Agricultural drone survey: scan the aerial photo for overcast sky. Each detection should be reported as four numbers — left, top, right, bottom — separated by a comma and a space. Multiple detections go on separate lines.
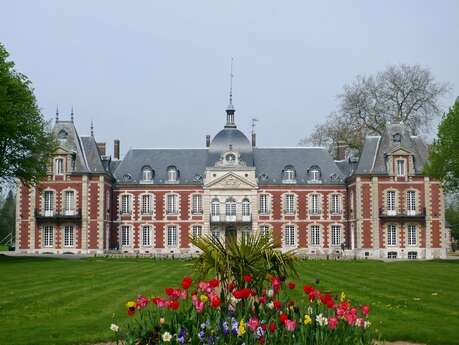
1, 0, 458, 157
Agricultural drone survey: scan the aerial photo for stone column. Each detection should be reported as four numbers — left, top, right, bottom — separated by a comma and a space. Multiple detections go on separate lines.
29, 187, 36, 251
371, 176, 380, 252
424, 177, 431, 257
98, 176, 105, 252
81, 175, 89, 252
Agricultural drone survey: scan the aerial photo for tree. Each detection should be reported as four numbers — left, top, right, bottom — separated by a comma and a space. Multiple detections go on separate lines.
300, 64, 450, 152
424, 98, 459, 192
0, 190, 15, 243
0, 42, 56, 186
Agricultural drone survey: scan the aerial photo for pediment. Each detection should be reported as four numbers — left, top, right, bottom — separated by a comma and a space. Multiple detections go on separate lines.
389, 146, 413, 156
205, 172, 258, 189
55, 146, 72, 155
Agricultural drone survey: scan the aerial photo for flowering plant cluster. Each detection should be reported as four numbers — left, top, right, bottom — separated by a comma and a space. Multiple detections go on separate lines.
113, 273, 374, 345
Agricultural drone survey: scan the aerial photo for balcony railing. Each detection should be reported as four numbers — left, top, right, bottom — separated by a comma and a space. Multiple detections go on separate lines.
379, 208, 426, 220
210, 214, 252, 223
35, 208, 82, 223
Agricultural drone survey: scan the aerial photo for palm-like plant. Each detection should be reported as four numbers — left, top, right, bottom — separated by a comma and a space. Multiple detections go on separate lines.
189, 233, 298, 294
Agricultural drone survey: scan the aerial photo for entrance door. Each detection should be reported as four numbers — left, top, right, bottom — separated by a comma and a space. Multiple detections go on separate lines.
225, 226, 237, 244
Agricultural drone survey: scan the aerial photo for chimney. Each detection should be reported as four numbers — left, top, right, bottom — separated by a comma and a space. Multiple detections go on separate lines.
252, 132, 256, 147
97, 142, 106, 156
114, 139, 120, 160
335, 141, 347, 160
206, 135, 211, 147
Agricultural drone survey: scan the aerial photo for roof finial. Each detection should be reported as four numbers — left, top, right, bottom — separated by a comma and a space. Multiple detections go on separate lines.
71, 106, 74, 122
90, 120, 94, 137
229, 57, 234, 106
55, 105, 59, 122
225, 58, 236, 128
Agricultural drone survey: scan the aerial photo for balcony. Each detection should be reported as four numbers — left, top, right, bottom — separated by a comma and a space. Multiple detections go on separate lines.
210, 214, 252, 224
35, 208, 82, 223
379, 208, 426, 221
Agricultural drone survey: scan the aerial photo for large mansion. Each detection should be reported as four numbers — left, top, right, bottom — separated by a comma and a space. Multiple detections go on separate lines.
15, 100, 448, 259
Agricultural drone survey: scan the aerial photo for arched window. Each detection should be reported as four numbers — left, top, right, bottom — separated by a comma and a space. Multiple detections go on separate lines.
242, 198, 251, 216
392, 133, 401, 144
309, 165, 321, 182
282, 165, 296, 182
225, 198, 236, 216
211, 198, 220, 216
142, 166, 153, 181
167, 166, 178, 182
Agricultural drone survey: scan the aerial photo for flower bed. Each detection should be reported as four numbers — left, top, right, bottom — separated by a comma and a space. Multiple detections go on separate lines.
112, 275, 374, 345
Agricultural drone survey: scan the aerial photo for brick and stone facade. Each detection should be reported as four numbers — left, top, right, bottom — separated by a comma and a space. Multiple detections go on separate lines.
15, 105, 448, 259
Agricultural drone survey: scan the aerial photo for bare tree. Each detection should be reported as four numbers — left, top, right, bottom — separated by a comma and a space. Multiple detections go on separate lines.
300, 64, 450, 152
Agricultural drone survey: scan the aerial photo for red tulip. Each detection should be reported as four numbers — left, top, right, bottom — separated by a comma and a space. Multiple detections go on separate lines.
303, 285, 314, 294
209, 278, 219, 288
362, 305, 370, 315
243, 274, 253, 282
273, 300, 282, 310
269, 322, 277, 333
181, 276, 192, 289
211, 296, 221, 308
279, 313, 288, 323
168, 300, 180, 310
165, 287, 174, 296
287, 282, 296, 289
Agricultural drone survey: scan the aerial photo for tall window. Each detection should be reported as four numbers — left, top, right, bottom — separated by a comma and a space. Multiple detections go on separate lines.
141, 194, 153, 215
121, 195, 131, 214
167, 225, 177, 247
121, 225, 130, 246
225, 198, 236, 216
387, 191, 396, 213
408, 224, 417, 246
283, 166, 296, 182
211, 227, 220, 241
310, 225, 320, 246
142, 225, 152, 246
309, 194, 319, 214
43, 226, 54, 247
259, 194, 269, 214
191, 194, 202, 214
44, 191, 54, 215
64, 225, 74, 247
330, 194, 341, 214
192, 225, 202, 239
242, 198, 250, 216
284, 225, 295, 246
142, 167, 153, 181
331, 225, 341, 246
55, 158, 64, 175
166, 194, 178, 214
285, 194, 295, 214
211, 199, 220, 216
64, 191, 75, 215
407, 191, 416, 213
387, 224, 397, 246
397, 160, 405, 176
309, 166, 321, 182
241, 230, 251, 244
260, 225, 270, 237
167, 166, 178, 182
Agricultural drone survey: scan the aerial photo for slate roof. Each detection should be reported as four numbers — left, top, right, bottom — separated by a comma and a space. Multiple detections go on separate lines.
81, 136, 106, 173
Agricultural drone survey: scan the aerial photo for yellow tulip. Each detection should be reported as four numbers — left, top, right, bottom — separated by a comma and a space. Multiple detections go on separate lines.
200, 295, 208, 302
126, 301, 136, 309
304, 314, 312, 325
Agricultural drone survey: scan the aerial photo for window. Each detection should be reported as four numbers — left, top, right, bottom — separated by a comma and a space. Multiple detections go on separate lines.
225, 198, 236, 216
64, 191, 75, 215
387, 224, 397, 246
397, 160, 405, 176
241, 230, 251, 244
167, 225, 177, 247
121, 226, 130, 246
191, 225, 202, 239
64, 225, 74, 247
387, 251, 398, 259
309, 194, 320, 214
285, 194, 295, 214
284, 225, 295, 246
331, 225, 341, 246
408, 224, 417, 246
408, 251, 417, 260
141, 194, 153, 215
167, 166, 178, 182
407, 191, 416, 214
259, 194, 269, 214
310, 225, 320, 246
142, 225, 152, 246
191, 194, 202, 214
121, 195, 131, 214
387, 191, 396, 213
211, 227, 220, 241
225, 153, 236, 163
211, 199, 220, 216
58, 129, 68, 142
43, 226, 54, 247
166, 194, 178, 214
330, 194, 341, 214
44, 191, 54, 215
283, 166, 296, 182
242, 198, 250, 216
392, 133, 401, 144
142, 167, 153, 181
260, 225, 270, 237
55, 158, 64, 175
309, 166, 321, 182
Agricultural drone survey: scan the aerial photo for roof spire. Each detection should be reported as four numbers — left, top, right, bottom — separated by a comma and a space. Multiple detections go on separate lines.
90, 120, 94, 137
70, 106, 74, 122
225, 57, 236, 128
55, 105, 59, 122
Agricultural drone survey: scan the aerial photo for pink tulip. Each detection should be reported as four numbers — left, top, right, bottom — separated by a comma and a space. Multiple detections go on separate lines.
361, 305, 370, 316
248, 317, 259, 331
284, 319, 297, 331
328, 316, 338, 329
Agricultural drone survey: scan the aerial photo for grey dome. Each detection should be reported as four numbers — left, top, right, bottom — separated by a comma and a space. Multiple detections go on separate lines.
209, 128, 252, 153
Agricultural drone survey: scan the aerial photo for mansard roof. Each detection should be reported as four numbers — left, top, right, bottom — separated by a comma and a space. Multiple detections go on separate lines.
356, 123, 429, 175
80, 136, 106, 173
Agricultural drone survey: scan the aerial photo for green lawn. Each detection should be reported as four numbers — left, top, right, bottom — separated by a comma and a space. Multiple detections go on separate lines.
0, 256, 458, 345
0, 245, 9, 251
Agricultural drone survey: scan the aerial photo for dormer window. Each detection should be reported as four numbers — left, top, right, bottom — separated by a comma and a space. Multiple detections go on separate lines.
225, 153, 236, 163
393, 133, 401, 144
396, 159, 405, 176
282, 165, 296, 183
122, 174, 132, 182
308, 166, 321, 182
167, 166, 178, 182
142, 166, 153, 182
55, 158, 64, 175
58, 130, 68, 145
